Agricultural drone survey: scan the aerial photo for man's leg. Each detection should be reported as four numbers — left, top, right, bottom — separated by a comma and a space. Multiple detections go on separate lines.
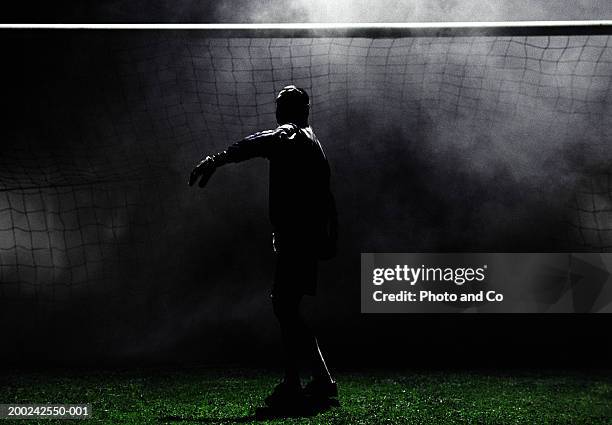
309, 336, 334, 384
270, 251, 336, 403
272, 292, 303, 387
272, 292, 335, 395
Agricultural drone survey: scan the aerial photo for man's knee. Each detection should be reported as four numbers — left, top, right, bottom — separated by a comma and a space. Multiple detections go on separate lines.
271, 293, 301, 322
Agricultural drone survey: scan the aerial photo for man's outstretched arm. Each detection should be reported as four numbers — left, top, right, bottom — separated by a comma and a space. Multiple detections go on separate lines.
188, 125, 296, 188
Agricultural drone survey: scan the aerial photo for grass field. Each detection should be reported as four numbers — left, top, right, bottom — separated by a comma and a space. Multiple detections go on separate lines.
1, 368, 611, 424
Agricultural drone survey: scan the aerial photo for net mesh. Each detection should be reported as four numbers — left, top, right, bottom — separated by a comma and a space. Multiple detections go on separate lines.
1, 32, 612, 305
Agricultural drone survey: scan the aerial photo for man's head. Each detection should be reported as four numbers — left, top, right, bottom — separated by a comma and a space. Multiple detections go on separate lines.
275, 85, 309, 127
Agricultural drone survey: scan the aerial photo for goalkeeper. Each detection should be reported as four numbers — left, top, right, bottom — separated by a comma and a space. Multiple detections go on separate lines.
188, 86, 338, 407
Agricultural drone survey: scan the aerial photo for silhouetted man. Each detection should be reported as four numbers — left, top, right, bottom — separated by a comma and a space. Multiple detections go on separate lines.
188, 85, 338, 409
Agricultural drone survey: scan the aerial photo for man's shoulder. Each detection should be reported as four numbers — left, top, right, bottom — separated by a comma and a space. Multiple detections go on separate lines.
301, 126, 317, 140
274, 124, 319, 143
275, 123, 300, 138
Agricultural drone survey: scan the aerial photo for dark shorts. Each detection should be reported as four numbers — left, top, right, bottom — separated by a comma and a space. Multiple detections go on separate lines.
273, 252, 318, 297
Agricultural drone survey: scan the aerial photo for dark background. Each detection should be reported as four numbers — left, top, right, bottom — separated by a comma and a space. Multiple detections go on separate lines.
1, 3, 612, 369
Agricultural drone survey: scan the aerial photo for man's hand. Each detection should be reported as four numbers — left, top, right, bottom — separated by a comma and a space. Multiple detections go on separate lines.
188, 156, 217, 187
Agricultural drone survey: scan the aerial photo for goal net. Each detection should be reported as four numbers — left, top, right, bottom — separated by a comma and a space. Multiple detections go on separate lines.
1, 25, 611, 343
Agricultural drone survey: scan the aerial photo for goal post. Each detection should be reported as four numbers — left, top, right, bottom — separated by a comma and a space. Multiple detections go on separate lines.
2, 21, 612, 36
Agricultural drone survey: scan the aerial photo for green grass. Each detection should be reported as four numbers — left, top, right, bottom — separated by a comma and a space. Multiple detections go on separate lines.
1, 368, 611, 424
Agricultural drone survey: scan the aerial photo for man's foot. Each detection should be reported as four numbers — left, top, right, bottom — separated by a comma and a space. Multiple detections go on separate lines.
303, 378, 338, 399
264, 381, 304, 408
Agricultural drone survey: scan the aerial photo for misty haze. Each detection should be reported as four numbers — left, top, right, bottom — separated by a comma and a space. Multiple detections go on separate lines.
1, 29, 611, 364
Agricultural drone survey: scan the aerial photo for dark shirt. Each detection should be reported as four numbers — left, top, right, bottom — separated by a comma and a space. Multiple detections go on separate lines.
223, 124, 336, 255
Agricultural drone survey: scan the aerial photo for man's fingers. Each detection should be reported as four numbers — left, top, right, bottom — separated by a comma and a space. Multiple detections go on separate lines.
188, 168, 200, 186
198, 170, 211, 187
188, 157, 216, 188
198, 166, 216, 188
